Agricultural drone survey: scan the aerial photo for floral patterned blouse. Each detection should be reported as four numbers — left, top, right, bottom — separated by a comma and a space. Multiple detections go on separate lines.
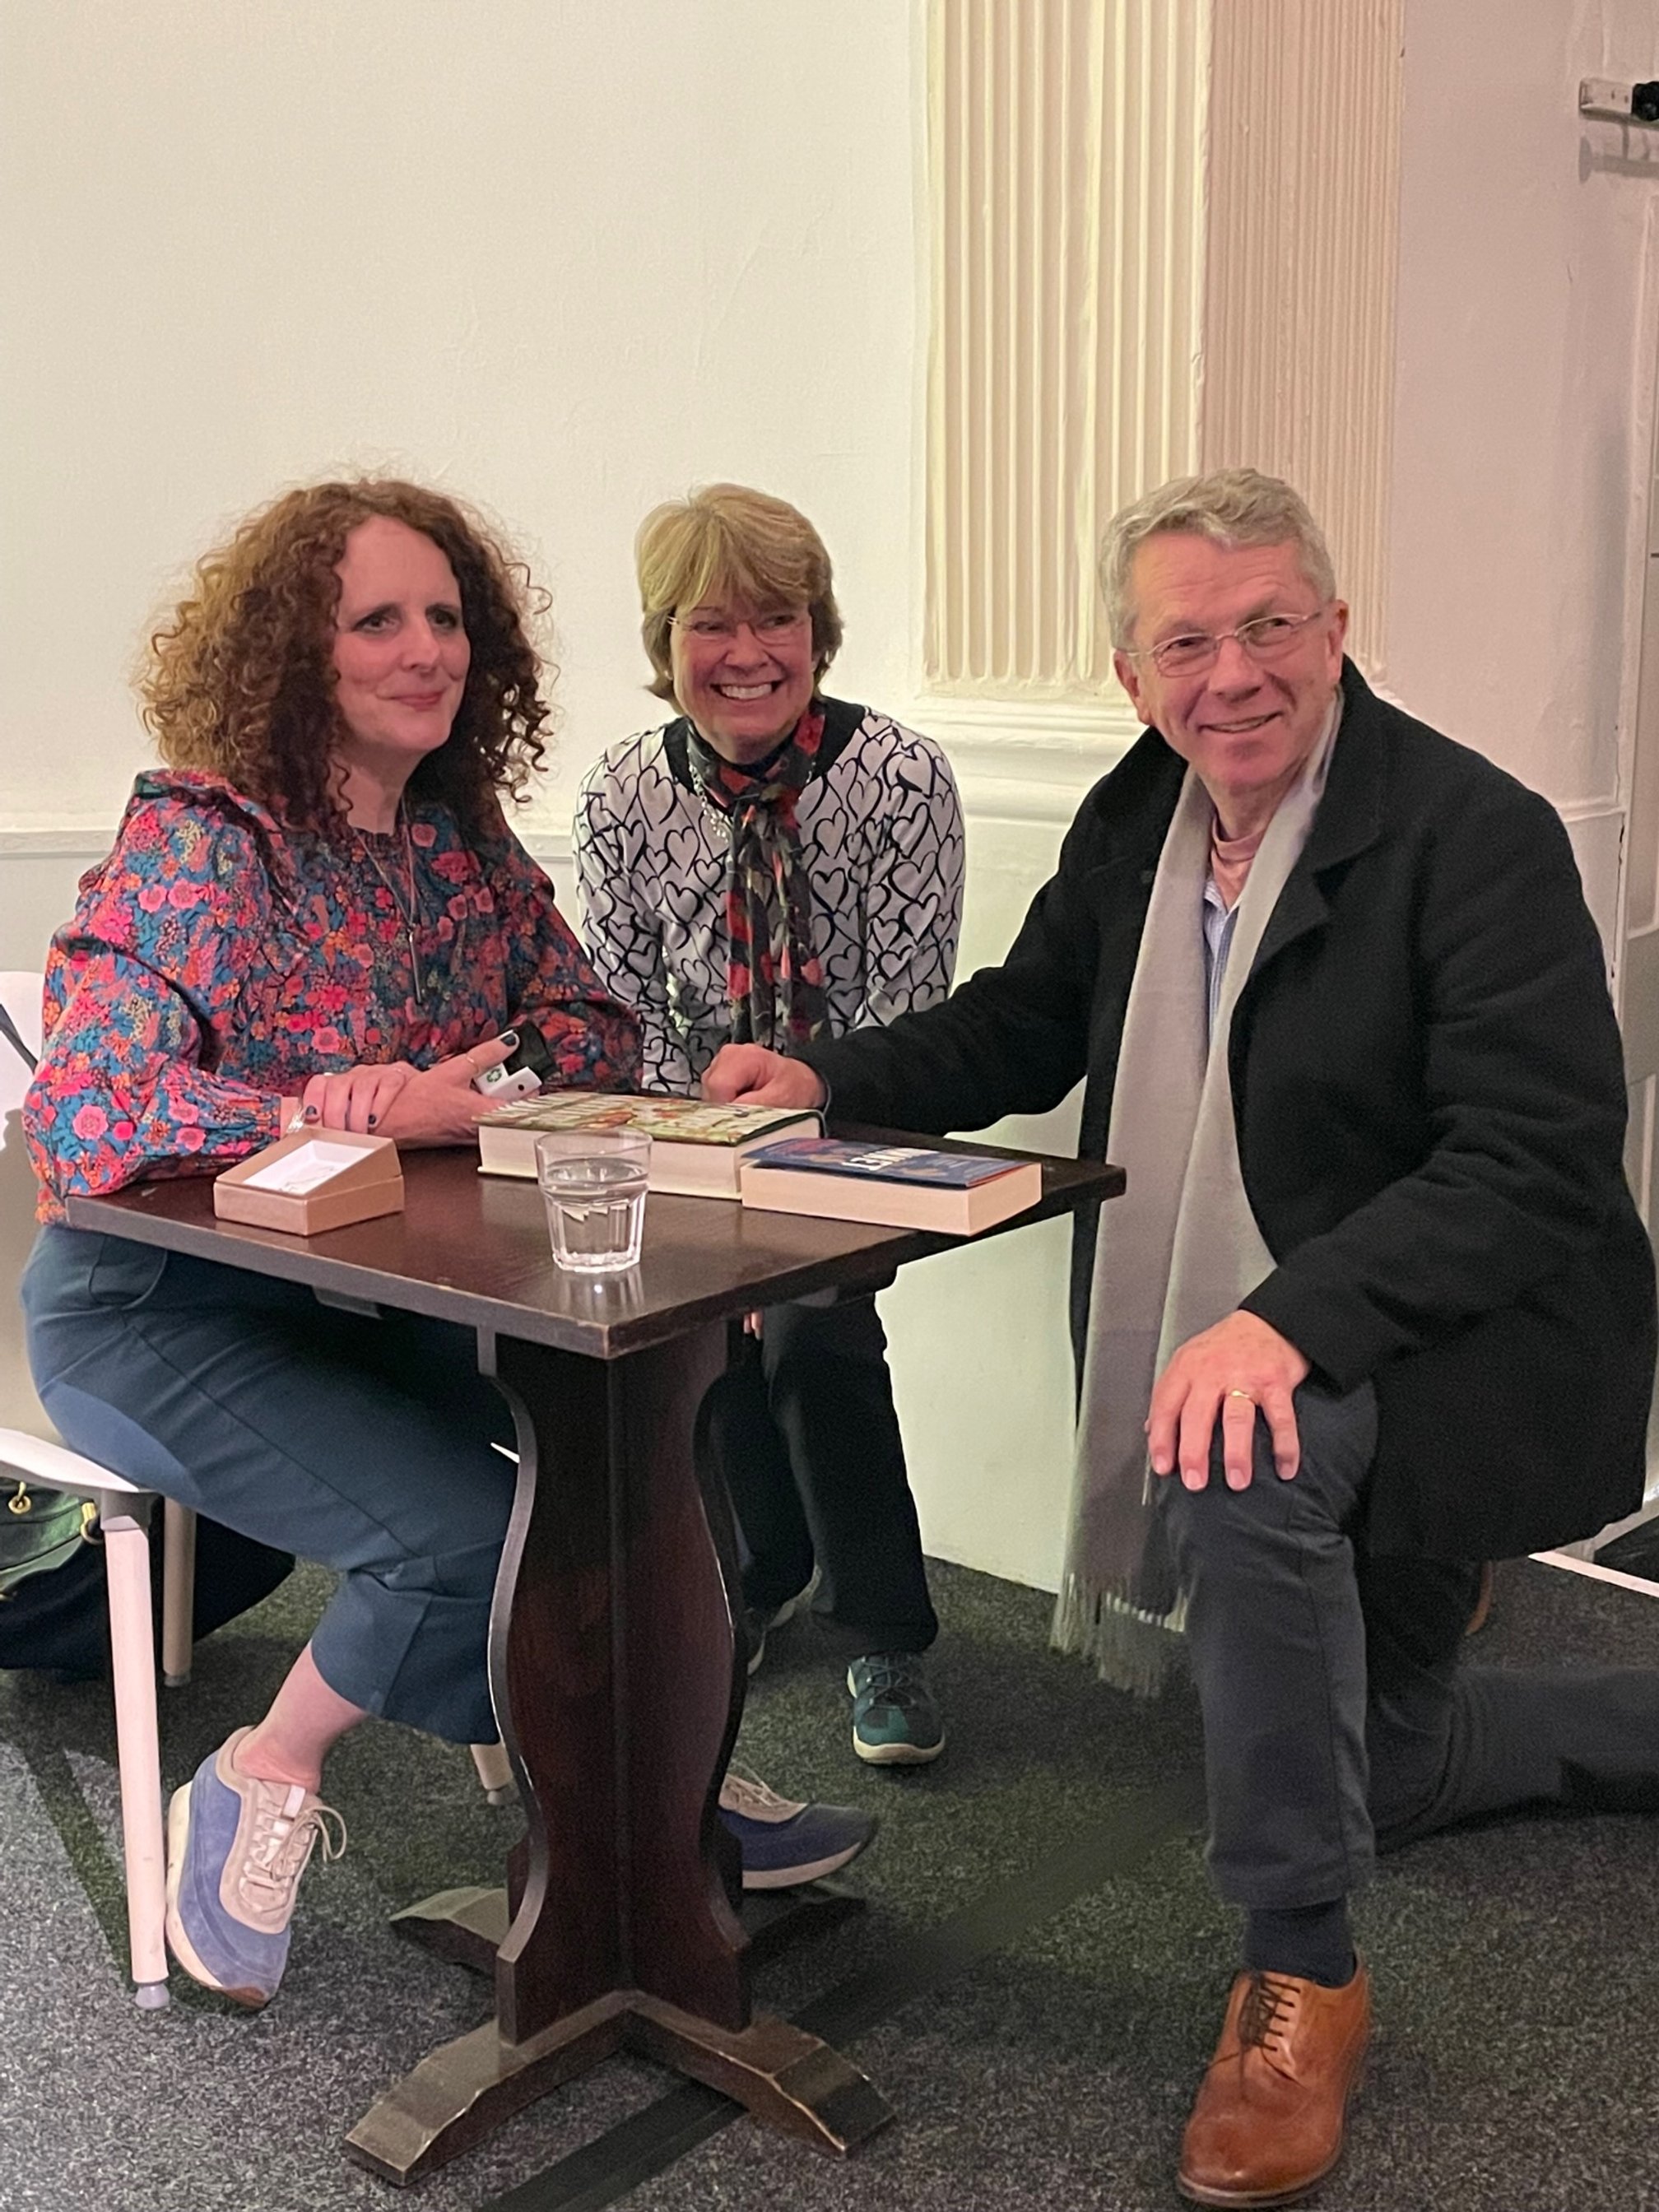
26, 769, 640, 1221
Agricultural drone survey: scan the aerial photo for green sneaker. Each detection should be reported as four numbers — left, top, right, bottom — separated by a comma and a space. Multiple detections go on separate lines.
847, 1652, 946, 1766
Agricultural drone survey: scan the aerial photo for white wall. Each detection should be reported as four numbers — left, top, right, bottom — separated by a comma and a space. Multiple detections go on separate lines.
879, 796, 1096, 1594
0, 0, 923, 847
1386, 0, 1659, 950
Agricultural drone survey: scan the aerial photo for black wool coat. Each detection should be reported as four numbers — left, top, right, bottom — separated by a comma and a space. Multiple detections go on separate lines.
801, 662, 1657, 1560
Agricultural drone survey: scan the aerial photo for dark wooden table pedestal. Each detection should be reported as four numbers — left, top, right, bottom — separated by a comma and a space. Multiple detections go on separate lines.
360, 1879, 871, 2179
342, 1324, 890, 2182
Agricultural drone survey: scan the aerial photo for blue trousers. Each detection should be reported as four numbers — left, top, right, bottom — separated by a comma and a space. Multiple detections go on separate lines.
1162, 1382, 1659, 1908
21, 1226, 515, 1743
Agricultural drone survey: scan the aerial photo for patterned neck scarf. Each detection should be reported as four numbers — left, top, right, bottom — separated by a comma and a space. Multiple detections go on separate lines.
686, 706, 830, 1049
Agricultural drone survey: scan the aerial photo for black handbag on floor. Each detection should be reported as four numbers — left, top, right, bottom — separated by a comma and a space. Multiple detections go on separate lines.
0, 1508, 295, 1679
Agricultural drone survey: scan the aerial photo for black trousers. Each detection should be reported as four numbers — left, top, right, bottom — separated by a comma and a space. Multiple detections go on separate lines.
702, 1293, 938, 1654
1160, 1381, 1659, 1909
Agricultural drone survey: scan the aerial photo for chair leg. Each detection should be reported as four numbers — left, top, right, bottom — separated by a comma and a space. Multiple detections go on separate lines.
470, 1740, 516, 1806
103, 1513, 170, 2008
160, 1499, 197, 1687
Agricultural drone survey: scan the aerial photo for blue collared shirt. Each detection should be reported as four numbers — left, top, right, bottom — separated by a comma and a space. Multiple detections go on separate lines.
1201, 876, 1239, 1045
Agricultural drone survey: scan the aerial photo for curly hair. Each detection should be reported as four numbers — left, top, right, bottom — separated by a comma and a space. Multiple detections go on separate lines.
140, 480, 552, 834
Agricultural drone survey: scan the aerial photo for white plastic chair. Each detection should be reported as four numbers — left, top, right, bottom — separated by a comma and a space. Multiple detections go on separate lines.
0, 970, 195, 2010
0, 972, 516, 1996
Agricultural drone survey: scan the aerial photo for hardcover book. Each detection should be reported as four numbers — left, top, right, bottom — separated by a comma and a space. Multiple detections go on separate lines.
737, 1137, 1043, 1234
476, 1091, 821, 1198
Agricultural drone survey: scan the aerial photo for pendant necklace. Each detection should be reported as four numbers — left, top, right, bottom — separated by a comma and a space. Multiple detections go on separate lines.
357, 806, 426, 1007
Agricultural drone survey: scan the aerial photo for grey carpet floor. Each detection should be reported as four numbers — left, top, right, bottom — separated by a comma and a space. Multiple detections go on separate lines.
1, 1554, 1656, 2212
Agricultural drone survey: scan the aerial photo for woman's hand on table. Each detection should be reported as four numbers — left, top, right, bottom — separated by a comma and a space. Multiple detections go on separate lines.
299, 1038, 514, 1146
298, 1062, 418, 1136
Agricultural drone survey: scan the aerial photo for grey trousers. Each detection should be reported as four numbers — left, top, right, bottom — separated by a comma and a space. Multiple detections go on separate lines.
1160, 1381, 1659, 1908
22, 1227, 516, 1744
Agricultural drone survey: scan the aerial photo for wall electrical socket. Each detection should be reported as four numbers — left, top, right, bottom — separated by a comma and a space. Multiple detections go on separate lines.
1579, 77, 1659, 126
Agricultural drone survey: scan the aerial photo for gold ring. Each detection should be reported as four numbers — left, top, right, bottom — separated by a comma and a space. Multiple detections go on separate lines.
1225, 1388, 1256, 1403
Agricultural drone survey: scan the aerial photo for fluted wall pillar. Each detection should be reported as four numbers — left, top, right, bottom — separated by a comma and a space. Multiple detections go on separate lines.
926, 0, 1210, 696
924, 0, 1403, 705
1201, 0, 1404, 668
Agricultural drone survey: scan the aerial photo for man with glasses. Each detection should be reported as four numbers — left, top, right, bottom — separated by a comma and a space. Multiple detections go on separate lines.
575, 482, 964, 1769
704, 468, 1659, 2206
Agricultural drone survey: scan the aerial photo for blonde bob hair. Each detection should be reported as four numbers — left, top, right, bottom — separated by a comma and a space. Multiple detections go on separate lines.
635, 483, 843, 704
1099, 467, 1338, 648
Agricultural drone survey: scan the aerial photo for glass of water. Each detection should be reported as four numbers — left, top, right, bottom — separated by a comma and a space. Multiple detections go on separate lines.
534, 1132, 651, 1274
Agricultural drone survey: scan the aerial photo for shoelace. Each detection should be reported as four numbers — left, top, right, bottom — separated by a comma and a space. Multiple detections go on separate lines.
1236, 1971, 1300, 2055
238, 1785, 347, 1912
718, 1764, 802, 1821
855, 1656, 925, 1709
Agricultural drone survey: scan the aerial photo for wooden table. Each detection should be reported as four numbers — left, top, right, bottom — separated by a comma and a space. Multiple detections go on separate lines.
68, 1137, 1122, 2184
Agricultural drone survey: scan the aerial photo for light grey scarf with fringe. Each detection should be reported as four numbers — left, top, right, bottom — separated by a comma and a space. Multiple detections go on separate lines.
1052, 706, 1337, 1694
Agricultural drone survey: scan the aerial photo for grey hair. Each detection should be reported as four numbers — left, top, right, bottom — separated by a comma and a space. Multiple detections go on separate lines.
1099, 468, 1337, 647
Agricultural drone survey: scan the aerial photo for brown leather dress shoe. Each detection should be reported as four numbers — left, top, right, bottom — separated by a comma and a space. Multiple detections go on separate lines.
1176, 1963, 1371, 2207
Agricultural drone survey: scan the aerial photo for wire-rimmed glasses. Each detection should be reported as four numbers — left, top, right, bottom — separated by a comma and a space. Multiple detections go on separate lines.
1124, 606, 1329, 679
668, 608, 808, 645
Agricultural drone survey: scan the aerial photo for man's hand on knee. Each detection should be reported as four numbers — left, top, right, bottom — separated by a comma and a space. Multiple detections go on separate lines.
1146, 1311, 1310, 1490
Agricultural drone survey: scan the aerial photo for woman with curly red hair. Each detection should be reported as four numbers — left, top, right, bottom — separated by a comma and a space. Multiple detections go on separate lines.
20, 480, 871, 2009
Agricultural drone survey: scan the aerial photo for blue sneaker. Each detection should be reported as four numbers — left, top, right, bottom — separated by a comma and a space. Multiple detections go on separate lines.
164, 1728, 346, 2007
847, 1653, 946, 1766
717, 1768, 876, 1889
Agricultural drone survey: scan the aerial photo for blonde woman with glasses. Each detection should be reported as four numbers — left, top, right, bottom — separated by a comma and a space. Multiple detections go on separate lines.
574, 484, 964, 1766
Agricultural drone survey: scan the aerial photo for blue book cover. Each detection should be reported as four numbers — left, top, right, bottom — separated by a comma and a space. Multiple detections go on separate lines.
742, 1138, 1023, 1188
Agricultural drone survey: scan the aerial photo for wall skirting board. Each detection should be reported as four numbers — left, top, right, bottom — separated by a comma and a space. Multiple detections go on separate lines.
0, 830, 114, 856
921, 695, 1136, 828
0, 830, 580, 970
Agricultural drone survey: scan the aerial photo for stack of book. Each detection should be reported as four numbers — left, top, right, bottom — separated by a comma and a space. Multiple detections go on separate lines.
476, 1091, 820, 1197
480, 1094, 1047, 1234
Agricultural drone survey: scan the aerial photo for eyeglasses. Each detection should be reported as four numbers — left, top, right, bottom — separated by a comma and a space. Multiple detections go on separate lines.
1125, 606, 1329, 678
669, 609, 808, 645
